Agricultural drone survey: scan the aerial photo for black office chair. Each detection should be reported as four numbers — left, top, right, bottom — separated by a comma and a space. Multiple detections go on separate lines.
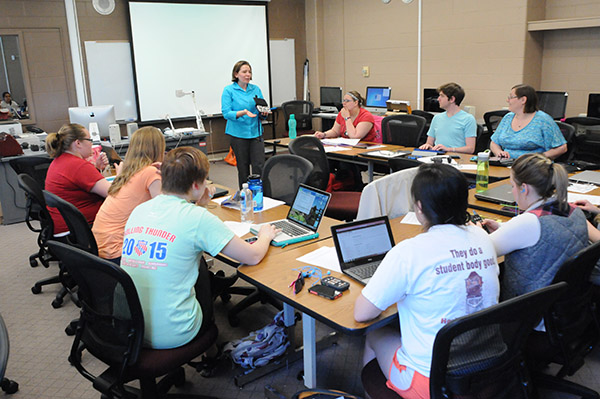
526, 241, 600, 399
48, 241, 220, 399
474, 123, 487, 154
281, 100, 315, 135
361, 283, 568, 399
388, 157, 421, 173
565, 117, 600, 163
288, 136, 362, 221
411, 110, 434, 146
483, 110, 509, 135
262, 154, 314, 206
380, 114, 427, 147
555, 121, 576, 163
8, 155, 52, 190
16, 173, 55, 268
0, 313, 18, 394
43, 190, 98, 309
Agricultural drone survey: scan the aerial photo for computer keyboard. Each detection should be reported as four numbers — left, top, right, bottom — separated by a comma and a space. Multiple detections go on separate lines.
271, 220, 307, 237
353, 261, 380, 279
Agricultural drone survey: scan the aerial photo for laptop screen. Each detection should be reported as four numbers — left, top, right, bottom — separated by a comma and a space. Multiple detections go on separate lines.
334, 217, 394, 264
287, 185, 331, 231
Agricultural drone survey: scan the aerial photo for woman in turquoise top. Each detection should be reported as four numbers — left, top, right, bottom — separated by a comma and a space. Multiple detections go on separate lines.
221, 60, 267, 188
490, 84, 567, 160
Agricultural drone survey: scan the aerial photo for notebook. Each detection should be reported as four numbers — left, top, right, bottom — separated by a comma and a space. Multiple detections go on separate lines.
331, 216, 395, 285
250, 184, 331, 247
569, 171, 600, 186
474, 184, 517, 205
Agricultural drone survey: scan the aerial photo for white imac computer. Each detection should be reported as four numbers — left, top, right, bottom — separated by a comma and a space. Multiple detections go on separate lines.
365, 86, 391, 114
68, 105, 116, 141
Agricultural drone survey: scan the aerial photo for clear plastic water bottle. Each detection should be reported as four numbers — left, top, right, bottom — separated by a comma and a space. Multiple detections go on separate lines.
288, 114, 297, 139
476, 151, 489, 193
247, 174, 263, 212
240, 183, 254, 224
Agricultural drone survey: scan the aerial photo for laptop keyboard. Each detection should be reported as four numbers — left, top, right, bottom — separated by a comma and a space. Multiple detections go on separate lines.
352, 261, 380, 279
271, 220, 307, 237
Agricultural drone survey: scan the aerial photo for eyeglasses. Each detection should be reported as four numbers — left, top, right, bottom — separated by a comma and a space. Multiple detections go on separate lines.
80, 138, 93, 142
341, 99, 353, 103
507, 95, 519, 100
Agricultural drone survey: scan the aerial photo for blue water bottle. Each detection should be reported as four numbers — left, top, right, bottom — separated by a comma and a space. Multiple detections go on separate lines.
248, 174, 263, 211
288, 114, 297, 139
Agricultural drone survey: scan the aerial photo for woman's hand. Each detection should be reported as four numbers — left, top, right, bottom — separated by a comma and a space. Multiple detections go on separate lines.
482, 219, 501, 233
419, 143, 433, 150
258, 224, 281, 241
496, 150, 510, 158
197, 184, 216, 206
245, 109, 257, 118
114, 161, 123, 176
433, 144, 449, 152
573, 199, 600, 215
314, 131, 325, 139
95, 152, 109, 171
340, 108, 350, 120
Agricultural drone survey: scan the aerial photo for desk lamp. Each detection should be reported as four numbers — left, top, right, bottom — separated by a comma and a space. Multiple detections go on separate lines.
175, 89, 205, 132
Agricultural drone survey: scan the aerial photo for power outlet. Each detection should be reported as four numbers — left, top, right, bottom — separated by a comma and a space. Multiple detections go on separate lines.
362, 66, 370, 77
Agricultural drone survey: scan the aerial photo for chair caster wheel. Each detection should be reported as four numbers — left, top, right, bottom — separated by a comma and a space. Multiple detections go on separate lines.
31, 286, 41, 294
1, 378, 19, 394
29, 256, 38, 267
52, 298, 63, 308
65, 325, 76, 336
228, 315, 240, 327
296, 370, 304, 381
220, 293, 231, 303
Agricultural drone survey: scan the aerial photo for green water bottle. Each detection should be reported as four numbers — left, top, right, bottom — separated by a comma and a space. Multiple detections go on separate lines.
288, 114, 297, 139
476, 151, 489, 193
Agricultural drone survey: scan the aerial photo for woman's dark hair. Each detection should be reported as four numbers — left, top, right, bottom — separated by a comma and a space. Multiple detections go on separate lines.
2, 92, 9, 98
347, 90, 365, 107
512, 84, 538, 114
437, 82, 465, 106
411, 163, 469, 228
45, 123, 87, 158
511, 153, 568, 211
231, 60, 251, 82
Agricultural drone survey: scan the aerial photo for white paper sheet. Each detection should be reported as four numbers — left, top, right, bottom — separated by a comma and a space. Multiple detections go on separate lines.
568, 183, 597, 194
456, 164, 478, 170
323, 146, 352, 153
401, 212, 422, 225
321, 137, 360, 147
296, 246, 342, 272
212, 196, 285, 212
567, 193, 600, 206
223, 221, 252, 237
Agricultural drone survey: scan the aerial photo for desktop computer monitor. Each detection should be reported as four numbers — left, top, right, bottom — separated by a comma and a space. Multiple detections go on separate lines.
365, 86, 391, 112
320, 86, 342, 111
69, 105, 116, 139
587, 93, 600, 118
423, 88, 443, 113
536, 91, 568, 120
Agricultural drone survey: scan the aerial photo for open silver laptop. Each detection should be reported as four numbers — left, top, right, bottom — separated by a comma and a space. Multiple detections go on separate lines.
250, 184, 331, 247
331, 216, 395, 285
569, 171, 600, 186
474, 184, 517, 205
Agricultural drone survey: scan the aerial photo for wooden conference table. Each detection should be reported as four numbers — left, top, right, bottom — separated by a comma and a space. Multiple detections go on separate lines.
266, 137, 511, 183
228, 203, 509, 389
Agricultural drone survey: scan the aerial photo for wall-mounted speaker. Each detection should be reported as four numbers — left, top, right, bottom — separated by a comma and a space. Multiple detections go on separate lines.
92, 0, 115, 16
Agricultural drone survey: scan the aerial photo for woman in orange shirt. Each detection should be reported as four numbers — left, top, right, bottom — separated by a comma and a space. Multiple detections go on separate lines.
92, 127, 165, 264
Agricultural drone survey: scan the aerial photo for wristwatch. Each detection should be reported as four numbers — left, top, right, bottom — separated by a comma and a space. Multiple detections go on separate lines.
344, 116, 351, 121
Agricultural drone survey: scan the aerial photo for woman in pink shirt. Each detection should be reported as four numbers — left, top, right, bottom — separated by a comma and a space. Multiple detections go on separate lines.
92, 127, 165, 264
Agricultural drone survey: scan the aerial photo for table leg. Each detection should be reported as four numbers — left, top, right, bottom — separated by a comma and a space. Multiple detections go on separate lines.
302, 313, 317, 388
368, 161, 374, 183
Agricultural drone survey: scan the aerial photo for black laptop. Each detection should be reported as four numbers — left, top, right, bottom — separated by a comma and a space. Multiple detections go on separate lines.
474, 184, 517, 205
331, 216, 395, 285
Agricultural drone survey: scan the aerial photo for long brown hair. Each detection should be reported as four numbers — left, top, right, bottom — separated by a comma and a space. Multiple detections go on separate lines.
45, 123, 87, 158
108, 127, 165, 196
511, 153, 568, 208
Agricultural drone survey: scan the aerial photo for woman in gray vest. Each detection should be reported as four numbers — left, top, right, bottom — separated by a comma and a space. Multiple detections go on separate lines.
482, 153, 594, 300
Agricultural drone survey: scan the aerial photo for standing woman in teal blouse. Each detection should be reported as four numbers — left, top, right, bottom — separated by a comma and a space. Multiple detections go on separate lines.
490, 84, 567, 160
221, 60, 267, 188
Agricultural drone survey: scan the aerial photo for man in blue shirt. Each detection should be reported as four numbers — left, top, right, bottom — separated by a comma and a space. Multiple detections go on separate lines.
419, 82, 477, 154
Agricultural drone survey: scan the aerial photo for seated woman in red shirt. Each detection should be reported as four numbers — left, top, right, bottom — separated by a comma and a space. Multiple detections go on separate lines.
45, 123, 110, 235
314, 91, 380, 143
